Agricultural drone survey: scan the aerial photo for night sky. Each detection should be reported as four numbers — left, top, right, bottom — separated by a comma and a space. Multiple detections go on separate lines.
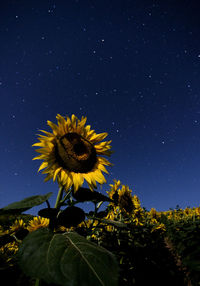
1, 0, 200, 214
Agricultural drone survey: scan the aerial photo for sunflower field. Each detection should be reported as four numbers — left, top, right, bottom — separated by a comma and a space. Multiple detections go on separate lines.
1, 114, 200, 286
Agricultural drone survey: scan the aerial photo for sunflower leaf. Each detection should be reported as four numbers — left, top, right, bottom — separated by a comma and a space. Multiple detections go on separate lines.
0, 192, 53, 215
72, 187, 113, 203
88, 217, 128, 229
17, 228, 119, 286
100, 218, 128, 228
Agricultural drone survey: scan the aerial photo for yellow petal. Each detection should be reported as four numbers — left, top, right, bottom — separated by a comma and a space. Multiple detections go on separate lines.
90, 132, 108, 143
87, 173, 97, 188
79, 116, 87, 127
71, 114, 77, 130
37, 134, 54, 141
83, 173, 93, 187
64, 174, 73, 191
72, 173, 84, 191
35, 148, 49, 155
76, 116, 87, 134
32, 154, 46, 160
85, 125, 91, 132
98, 156, 112, 166
53, 167, 62, 181
60, 170, 67, 184
32, 142, 45, 147
56, 114, 67, 135
38, 162, 48, 172
39, 130, 53, 137
98, 163, 109, 174
93, 169, 106, 184
47, 120, 58, 135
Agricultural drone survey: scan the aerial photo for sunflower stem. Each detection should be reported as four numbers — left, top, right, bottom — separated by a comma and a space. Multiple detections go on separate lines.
59, 188, 72, 205
46, 199, 51, 209
97, 201, 104, 210
54, 185, 64, 209
35, 278, 40, 286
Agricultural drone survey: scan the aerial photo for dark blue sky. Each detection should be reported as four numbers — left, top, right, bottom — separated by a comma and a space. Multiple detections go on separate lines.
1, 0, 200, 213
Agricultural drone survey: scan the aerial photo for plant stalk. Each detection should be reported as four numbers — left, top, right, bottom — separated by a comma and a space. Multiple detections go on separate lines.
35, 278, 40, 286
54, 185, 64, 209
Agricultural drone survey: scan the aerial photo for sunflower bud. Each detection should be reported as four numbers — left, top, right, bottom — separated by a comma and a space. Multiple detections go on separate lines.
57, 206, 85, 227
38, 208, 59, 230
38, 208, 59, 219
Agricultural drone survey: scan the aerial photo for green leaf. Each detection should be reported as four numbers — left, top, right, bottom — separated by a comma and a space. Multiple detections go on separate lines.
18, 228, 119, 286
92, 217, 128, 229
101, 219, 128, 228
0, 192, 52, 214
17, 228, 54, 284
72, 187, 113, 203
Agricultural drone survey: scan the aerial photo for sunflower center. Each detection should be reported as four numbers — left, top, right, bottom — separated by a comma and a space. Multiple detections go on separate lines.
119, 192, 134, 213
55, 132, 97, 173
73, 141, 87, 156
112, 191, 119, 202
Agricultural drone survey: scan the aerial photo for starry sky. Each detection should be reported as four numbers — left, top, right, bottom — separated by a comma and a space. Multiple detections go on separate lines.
1, 0, 200, 214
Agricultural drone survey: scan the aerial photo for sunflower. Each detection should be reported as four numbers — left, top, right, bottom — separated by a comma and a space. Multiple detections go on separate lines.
33, 114, 112, 192
0, 240, 19, 267
118, 185, 136, 214
0, 241, 19, 255
107, 180, 142, 215
9, 219, 26, 233
107, 179, 121, 205
27, 216, 49, 232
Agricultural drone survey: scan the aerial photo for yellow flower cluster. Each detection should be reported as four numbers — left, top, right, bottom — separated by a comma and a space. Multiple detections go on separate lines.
144, 208, 165, 233
162, 207, 200, 222
144, 205, 200, 233
0, 216, 50, 263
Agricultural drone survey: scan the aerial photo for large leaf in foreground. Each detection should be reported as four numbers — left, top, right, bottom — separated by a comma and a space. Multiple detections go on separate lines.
0, 192, 52, 214
18, 228, 118, 286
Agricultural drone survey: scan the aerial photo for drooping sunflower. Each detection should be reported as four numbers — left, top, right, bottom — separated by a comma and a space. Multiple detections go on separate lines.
107, 179, 121, 205
33, 114, 112, 191
107, 180, 142, 215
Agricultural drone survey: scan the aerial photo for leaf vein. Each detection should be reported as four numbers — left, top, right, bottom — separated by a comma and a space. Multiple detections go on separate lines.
65, 235, 105, 286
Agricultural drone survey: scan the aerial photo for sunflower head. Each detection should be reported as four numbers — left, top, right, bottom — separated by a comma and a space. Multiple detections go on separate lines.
33, 114, 112, 192
27, 216, 49, 232
107, 179, 121, 204
0, 241, 19, 255
107, 180, 141, 215
9, 219, 26, 233
149, 208, 158, 219
118, 185, 135, 214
